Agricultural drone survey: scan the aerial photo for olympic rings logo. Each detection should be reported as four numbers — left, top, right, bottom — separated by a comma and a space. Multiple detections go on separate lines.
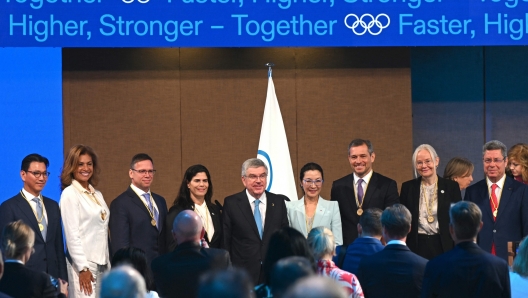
344, 13, 390, 36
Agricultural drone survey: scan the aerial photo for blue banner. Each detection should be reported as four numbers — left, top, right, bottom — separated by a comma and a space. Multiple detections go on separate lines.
1, 0, 527, 47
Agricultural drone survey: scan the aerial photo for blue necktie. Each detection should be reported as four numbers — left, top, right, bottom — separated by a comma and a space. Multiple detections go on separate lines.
143, 193, 159, 229
32, 197, 47, 241
357, 178, 364, 204
254, 199, 263, 239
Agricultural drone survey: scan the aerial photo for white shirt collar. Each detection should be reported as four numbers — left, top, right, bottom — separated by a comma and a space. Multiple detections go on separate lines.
486, 174, 506, 190
386, 240, 406, 246
130, 183, 150, 197
246, 189, 267, 205
354, 169, 373, 185
5, 259, 24, 264
21, 188, 40, 202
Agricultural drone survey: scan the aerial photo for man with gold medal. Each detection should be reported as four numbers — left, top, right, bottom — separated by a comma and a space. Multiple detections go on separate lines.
110, 153, 169, 278
0, 154, 68, 282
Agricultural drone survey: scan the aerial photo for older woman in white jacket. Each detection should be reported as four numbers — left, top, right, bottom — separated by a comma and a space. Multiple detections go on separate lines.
60, 145, 110, 298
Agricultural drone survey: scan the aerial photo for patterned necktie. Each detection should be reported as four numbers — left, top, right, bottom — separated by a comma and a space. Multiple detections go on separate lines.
254, 199, 263, 239
357, 179, 365, 204
143, 193, 159, 229
32, 197, 47, 241
490, 184, 498, 255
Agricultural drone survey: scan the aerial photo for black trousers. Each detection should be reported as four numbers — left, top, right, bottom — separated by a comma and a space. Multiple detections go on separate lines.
416, 234, 444, 260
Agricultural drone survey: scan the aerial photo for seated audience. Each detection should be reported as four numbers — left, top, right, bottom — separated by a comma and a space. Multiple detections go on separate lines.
511, 236, 528, 298
308, 227, 363, 298
111, 247, 158, 298
0, 220, 68, 298
270, 256, 315, 298
508, 143, 528, 185
100, 265, 146, 298
357, 204, 428, 298
256, 227, 315, 298
197, 268, 255, 298
421, 201, 510, 298
334, 208, 384, 274
151, 210, 231, 298
284, 276, 347, 298
443, 157, 474, 190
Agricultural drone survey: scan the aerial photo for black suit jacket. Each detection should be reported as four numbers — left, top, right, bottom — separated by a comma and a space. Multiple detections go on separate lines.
357, 244, 428, 298
331, 172, 400, 245
400, 176, 462, 255
0, 262, 66, 298
464, 177, 528, 261
222, 190, 289, 284
109, 187, 168, 270
421, 241, 511, 298
151, 241, 231, 298
0, 194, 67, 280
165, 202, 222, 251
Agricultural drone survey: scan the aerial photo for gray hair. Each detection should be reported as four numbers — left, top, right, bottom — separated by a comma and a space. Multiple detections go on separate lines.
101, 265, 147, 298
284, 276, 347, 298
348, 139, 374, 156
307, 227, 335, 260
449, 201, 482, 240
241, 158, 268, 177
381, 204, 412, 239
412, 144, 439, 178
483, 140, 507, 158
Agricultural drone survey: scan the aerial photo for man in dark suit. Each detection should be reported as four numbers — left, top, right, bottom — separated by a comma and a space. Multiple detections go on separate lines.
331, 139, 400, 245
357, 204, 428, 298
421, 201, 511, 298
335, 208, 384, 274
110, 153, 169, 272
0, 154, 67, 281
223, 158, 290, 284
464, 140, 528, 261
152, 210, 231, 298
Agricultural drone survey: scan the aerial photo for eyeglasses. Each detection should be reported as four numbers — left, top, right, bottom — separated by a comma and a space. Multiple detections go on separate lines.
416, 160, 433, 167
245, 174, 267, 181
131, 169, 157, 176
303, 179, 323, 186
483, 158, 505, 164
25, 171, 50, 178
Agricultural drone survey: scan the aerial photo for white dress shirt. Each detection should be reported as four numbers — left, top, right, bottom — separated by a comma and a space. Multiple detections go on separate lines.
353, 170, 373, 201
194, 201, 214, 242
21, 188, 48, 223
130, 183, 159, 215
247, 190, 267, 228
487, 174, 506, 204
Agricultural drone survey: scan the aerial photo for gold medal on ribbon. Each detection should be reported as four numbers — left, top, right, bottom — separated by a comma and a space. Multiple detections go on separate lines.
38, 223, 44, 231
357, 208, 363, 216
151, 219, 157, 226
427, 216, 434, 223
101, 211, 106, 221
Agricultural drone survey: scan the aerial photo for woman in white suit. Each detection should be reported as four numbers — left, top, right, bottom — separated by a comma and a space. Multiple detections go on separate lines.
60, 145, 110, 297
287, 162, 343, 245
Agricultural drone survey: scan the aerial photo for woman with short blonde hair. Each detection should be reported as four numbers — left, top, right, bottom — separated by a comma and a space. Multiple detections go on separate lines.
443, 157, 474, 190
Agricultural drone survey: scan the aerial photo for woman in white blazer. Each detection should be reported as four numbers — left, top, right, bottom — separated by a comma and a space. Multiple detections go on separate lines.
60, 145, 110, 298
286, 162, 343, 245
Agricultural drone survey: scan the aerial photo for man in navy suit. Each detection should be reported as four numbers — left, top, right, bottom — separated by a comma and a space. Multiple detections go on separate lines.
464, 140, 528, 261
110, 153, 168, 272
357, 204, 428, 298
336, 208, 384, 274
331, 139, 400, 245
421, 201, 511, 298
223, 158, 289, 284
0, 154, 67, 281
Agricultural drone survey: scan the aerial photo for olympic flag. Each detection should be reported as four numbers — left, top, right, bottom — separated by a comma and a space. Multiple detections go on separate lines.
257, 71, 299, 201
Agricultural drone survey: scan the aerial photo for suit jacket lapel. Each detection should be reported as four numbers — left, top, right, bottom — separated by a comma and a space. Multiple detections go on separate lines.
14, 194, 44, 241
478, 181, 494, 222
42, 198, 55, 242
236, 191, 261, 239
437, 177, 450, 227
412, 177, 421, 229
127, 187, 151, 217
205, 202, 221, 243
312, 197, 326, 229
263, 192, 277, 239
363, 172, 377, 208
496, 177, 514, 221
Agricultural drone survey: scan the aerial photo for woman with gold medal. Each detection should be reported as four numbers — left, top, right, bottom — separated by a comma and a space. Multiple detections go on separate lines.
400, 144, 462, 260
59, 145, 110, 297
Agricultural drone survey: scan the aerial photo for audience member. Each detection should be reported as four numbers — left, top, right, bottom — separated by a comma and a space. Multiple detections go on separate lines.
0, 220, 68, 298
287, 162, 342, 245
151, 210, 231, 298
400, 144, 462, 260
166, 164, 222, 251
0, 250, 9, 298
421, 201, 511, 298
507, 143, 528, 185
465, 140, 528, 261
100, 265, 146, 298
256, 227, 315, 298
111, 247, 158, 298
335, 208, 384, 274
223, 158, 289, 284
308, 227, 363, 298
0, 154, 68, 280
198, 268, 255, 298
283, 276, 347, 298
357, 204, 427, 298
110, 153, 169, 273
331, 139, 399, 245
60, 145, 110, 297
270, 256, 314, 298
443, 157, 474, 190
510, 236, 528, 298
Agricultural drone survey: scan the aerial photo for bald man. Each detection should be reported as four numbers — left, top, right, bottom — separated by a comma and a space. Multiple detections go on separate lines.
100, 265, 146, 298
151, 210, 231, 298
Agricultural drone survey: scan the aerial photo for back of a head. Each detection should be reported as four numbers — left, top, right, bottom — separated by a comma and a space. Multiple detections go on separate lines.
381, 204, 412, 240
359, 208, 383, 237
449, 201, 482, 241
172, 210, 203, 244
1, 220, 34, 260
100, 265, 146, 298
197, 268, 255, 298
307, 227, 335, 260
270, 256, 315, 298
283, 276, 347, 298
111, 247, 152, 290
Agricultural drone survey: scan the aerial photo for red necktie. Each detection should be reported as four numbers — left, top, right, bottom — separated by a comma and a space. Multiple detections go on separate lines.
490, 183, 498, 255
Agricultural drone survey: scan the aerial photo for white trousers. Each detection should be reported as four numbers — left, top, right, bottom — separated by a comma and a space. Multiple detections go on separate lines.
67, 258, 109, 298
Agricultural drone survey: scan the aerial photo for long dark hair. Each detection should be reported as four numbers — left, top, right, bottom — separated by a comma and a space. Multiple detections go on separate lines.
172, 164, 213, 208
111, 247, 154, 291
